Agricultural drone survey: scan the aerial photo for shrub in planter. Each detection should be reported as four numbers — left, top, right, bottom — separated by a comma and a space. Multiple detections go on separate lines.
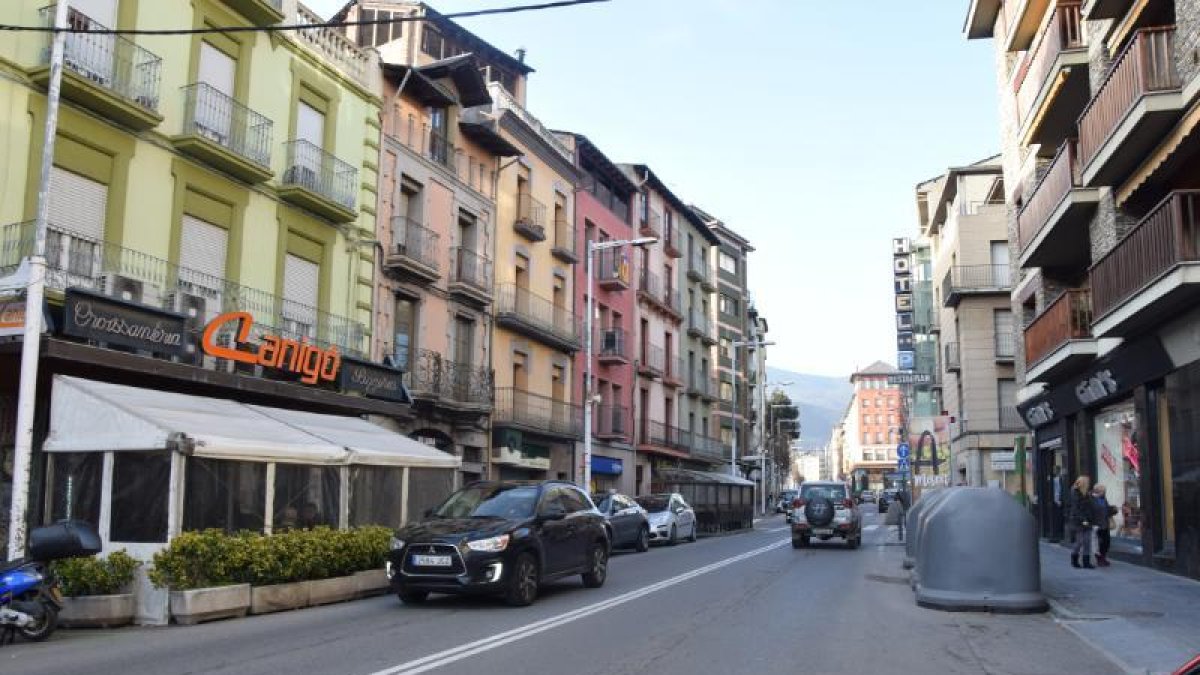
55, 550, 141, 597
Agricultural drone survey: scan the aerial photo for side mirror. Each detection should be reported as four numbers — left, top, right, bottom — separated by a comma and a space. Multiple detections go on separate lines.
423, 508, 434, 518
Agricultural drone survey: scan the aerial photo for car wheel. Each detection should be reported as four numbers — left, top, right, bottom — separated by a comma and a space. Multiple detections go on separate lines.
688, 522, 698, 542
504, 553, 539, 607
582, 543, 608, 588
792, 535, 809, 548
397, 588, 429, 605
848, 534, 861, 550
668, 524, 678, 546
635, 526, 650, 553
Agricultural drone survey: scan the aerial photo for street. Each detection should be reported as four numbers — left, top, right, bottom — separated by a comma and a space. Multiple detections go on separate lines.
2, 508, 1119, 675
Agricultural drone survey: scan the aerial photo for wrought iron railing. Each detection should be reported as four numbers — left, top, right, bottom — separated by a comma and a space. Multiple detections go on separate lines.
515, 193, 547, 239
639, 343, 665, 375
42, 5, 162, 112
597, 327, 627, 360
552, 218, 576, 258
495, 283, 579, 345
449, 247, 492, 294
180, 83, 272, 168
595, 248, 630, 286
282, 140, 357, 210
427, 128, 456, 171
942, 264, 1012, 304
688, 308, 712, 339
595, 404, 628, 439
389, 216, 440, 271
493, 387, 582, 438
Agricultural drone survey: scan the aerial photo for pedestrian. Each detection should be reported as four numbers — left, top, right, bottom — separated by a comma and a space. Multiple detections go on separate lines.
1066, 475, 1094, 569
1091, 484, 1116, 567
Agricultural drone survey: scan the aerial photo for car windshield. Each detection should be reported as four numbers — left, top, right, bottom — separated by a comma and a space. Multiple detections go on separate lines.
432, 485, 539, 520
636, 495, 671, 513
801, 485, 848, 501
592, 495, 613, 512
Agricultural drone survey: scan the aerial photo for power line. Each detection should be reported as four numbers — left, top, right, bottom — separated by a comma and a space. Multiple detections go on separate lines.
0, 0, 609, 36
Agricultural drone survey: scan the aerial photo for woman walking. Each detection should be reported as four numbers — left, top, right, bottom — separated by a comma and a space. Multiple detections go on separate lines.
1092, 484, 1115, 567
1067, 475, 1094, 569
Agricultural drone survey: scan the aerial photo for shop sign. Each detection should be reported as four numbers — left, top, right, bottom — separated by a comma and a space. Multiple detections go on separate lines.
338, 356, 411, 403
591, 455, 623, 476
201, 311, 340, 385
991, 451, 1016, 471
63, 288, 186, 356
887, 372, 931, 385
0, 296, 26, 336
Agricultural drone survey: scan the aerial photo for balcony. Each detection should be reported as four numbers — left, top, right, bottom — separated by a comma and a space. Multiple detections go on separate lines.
637, 270, 682, 319
222, 0, 284, 25
448, 247, 493, 306
384, 217, 440, 283
292, 4, 374, 91
1000, 406, 1028, 431
1014, 2, 1089, 150
551, 218, 577, 263
595, 249, 630, 291
514, 193, 547, 242
1017, 139, 1099, 269
640, 211, 661, 238
492, 444, 550, 471
942, 265, 1012, 307
637, 420, 687, 457
0, 221, 367, 359
279, 140, 358, 223
174, 83, 273, 184
1083, 0, 1132, 20
687, 253, 711, 289
1024, 289, 1097, 381
663, 222, 682, 258
31, 6, 163, 131
1005, 0, 1054, 51
405, 348, 492, 409
596, 327, 629, 365
686, 432, 726, 462
1091, 190, 1200, 336
663, 356, 685, 388
637, 344, 665, 378
594, 404, 629, 441
995, 331, 1016, 362
486, 82, 574, 164
493, 387, 582, 440
687, 309, 717, 345
1078, 27, 1182, 187
425, 128, 459, 172
944, 342, 962, 372
495, 284, 580, 352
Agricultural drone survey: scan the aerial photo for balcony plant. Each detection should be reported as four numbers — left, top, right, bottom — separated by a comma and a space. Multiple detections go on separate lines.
55, 550, 141, 628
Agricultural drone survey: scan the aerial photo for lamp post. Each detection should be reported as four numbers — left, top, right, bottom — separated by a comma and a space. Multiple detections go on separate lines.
730, 339, 774, 484
584, 236, 656, 494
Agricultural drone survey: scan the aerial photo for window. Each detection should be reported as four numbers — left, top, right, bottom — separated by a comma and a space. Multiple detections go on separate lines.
179, 215, 228, 296
719, 337, 731, 360
349, 466, 404, 527
46, 453, 102, 526
863, 433, 870, 444
47, 166, 106, 278
393, 296, 416, 369
282, 254, 319, 338
184, 457, 266, 533
559, 487, 590, 513
453, 316, 474, 365
721, 381, 733, 401
274, 464, 340, 530
110, 451, 170, 542
719, 251, 737, 275
719, 294, 739, 316
863, 398, 871, 408
875, 432, 883, 444
421, 26, 445, 58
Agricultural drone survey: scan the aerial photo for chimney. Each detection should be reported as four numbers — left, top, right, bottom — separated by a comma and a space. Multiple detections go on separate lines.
515, 47, 527, 63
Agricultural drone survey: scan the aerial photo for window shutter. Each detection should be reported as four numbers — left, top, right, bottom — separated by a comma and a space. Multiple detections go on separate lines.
49, 167, 107, 239
180, 215, 227, 282
283, 254, 319, 307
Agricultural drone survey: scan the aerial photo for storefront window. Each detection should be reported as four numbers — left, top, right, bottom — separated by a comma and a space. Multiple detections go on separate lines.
349, 466, 404, 528
406, 468, 454, 524
1166, 362, 1200, 579
1093, 403, 1142, 543
111, 451, 170, 542
46, 452, 102, 527
274, 464, 340, 530
185, 457, 267, 533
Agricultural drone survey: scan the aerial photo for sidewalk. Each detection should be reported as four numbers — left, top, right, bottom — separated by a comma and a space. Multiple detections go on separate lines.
1040, 542, 1200, 674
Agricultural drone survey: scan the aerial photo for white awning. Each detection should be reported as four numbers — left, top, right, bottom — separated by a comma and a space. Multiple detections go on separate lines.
44, 376, 458, 468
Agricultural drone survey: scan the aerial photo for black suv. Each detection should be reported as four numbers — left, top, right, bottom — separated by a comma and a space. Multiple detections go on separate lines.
387, 481, 610, 607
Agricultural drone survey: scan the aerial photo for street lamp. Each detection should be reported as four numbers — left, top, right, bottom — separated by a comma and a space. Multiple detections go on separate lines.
730, 339, 774, 481
583, 236, 657, 494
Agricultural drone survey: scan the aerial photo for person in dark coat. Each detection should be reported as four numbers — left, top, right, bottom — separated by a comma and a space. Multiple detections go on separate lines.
1091, 484, 1115, 567
1066, 475, 1094, 569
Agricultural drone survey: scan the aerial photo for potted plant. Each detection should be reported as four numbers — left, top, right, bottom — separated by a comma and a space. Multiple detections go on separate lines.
56, 550, 141, 628
150, 530, 252, 626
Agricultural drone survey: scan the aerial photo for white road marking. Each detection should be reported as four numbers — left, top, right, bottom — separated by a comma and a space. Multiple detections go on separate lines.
862, 524, 880, 532
367, 538, 790, 675
764, 526, 790, 533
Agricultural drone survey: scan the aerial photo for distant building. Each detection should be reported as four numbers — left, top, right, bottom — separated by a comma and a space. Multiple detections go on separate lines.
842, 362, 903, 491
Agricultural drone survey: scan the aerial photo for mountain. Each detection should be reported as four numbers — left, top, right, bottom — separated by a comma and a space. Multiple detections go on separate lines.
764, 366, 853, 450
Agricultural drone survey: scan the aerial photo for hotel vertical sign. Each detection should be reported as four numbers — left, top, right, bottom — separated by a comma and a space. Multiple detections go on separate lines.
893, 237, 914, 370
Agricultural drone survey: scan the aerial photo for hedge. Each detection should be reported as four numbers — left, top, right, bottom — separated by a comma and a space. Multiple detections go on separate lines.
149, 527, 391, 591
55, 550, 141, 597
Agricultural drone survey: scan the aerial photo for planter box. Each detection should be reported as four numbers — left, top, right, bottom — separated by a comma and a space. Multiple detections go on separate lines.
354, 568, 388, 599
169, 584, 251, 626
59, 593, 136, 628
307, 575, 356, 607
250, 581, 311, 615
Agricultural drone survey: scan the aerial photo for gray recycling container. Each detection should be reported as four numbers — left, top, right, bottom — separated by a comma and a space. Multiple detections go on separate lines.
914, 487, 1047, 613
903, 487, 949, 570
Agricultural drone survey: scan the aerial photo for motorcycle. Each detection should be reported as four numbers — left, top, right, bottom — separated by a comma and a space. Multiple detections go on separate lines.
1, 520, 101, 644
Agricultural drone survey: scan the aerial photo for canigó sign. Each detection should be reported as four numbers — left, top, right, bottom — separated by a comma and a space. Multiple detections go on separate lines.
201, 311, 340, 384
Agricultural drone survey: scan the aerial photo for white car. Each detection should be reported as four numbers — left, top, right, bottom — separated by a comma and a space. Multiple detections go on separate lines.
791, 481, 862, 549
636, 493, 697, 545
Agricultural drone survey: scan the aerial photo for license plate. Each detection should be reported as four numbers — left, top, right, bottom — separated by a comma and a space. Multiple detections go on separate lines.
412, 554, 452, 567
813, 528, 833, 535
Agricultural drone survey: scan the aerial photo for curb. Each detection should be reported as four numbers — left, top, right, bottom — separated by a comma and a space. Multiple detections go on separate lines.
1046, 598, 1150, 675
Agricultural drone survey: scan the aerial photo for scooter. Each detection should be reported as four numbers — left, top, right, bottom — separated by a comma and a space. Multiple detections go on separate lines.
1, 520, 101, 644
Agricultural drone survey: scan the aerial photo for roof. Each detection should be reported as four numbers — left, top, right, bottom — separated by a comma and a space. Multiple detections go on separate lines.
382, 63, 456, 107
421, 3, 535, 75
458, 119, 522, 157
926, 156, 1003, 231
619, 164, 721, 244
652, 468, 755, 486
851, 361, 898, 380
417, 54, 491, 107
555, 131, 638, 196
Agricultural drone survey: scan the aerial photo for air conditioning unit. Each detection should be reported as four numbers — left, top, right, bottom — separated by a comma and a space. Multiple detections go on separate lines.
167, 291, 209, 365
99, 273, 144, 304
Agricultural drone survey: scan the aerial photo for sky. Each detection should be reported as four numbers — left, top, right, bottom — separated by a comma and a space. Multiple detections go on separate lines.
309, 0, 1001, 377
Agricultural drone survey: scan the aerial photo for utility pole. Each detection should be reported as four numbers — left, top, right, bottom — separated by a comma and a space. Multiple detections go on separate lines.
7, 1, 68, 561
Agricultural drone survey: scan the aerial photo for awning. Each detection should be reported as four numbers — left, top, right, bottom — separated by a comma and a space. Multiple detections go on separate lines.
44, 376, 459, 468
653, 468, 754, 486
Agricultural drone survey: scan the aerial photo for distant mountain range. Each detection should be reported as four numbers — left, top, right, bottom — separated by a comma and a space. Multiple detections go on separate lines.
764, 367, 853, 450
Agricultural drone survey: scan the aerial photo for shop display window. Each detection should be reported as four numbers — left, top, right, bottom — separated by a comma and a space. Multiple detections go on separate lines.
111, 451, 170, 542
46, 452, 102, 528
348, 466, 404, 528
1093, 403, 1142, 542
1166, 363, 1200, 579
405, 468, 454, 523
273, 464, 340, 530
184, 457, 266, 533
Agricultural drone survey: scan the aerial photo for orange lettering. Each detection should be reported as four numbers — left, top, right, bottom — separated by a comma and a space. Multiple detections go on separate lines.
200, 312, 343, 384
201, 312, 256, 365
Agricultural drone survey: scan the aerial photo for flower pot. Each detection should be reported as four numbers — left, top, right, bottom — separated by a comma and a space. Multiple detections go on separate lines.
168, 584, 251, 626
59, 593, 136, 628
354, 568, 388, 599
250, 581, 311, 615
307, 575, 356, 607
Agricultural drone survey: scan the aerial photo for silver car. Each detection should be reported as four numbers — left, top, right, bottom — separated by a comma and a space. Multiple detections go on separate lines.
636, 493, 697, 545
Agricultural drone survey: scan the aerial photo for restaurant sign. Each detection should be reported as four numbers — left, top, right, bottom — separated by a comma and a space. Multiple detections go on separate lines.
338, 356, 411, 403
0, 296, 27, 337
201, 311, 341, 385
64, 288, 187, 356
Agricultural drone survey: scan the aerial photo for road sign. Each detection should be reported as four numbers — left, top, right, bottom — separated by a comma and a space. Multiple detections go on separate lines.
896, 443, 910, 459
897, 457, 911, 471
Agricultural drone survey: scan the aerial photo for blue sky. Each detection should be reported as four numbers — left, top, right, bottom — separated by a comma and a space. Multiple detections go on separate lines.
309, 0, 1000, 377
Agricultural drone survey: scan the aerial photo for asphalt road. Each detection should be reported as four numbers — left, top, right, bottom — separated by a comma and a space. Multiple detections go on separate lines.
2, 507, 1120, 675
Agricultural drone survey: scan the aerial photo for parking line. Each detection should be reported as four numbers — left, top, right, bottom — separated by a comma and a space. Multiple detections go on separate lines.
862, 524, 880, 532
366, 538, 790, 675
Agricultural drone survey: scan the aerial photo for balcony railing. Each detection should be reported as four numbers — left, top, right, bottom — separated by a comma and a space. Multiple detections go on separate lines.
294, 3, 372, 90
281, 140, 357, 211
687, 370, 718, 399
1000, 406, 1026, 431
1025, 289, 1092, 366
404, 348, 492, 407
1091, 190, 1200, 319
495, 284, 579, 349
944, 342, 961, 371
597, 327, 628, 362
1018, 139, 1081, 254
687, 308, 714, 342
515, 193, 547, 241
638, 343, 665, 376
486, 82, 574, 163
1078, 27, 1179, 170
595, 248, 631, 289
594, 404, 628, 439
41, 5, 162, 118
639, 420, 675, 449
493, 387, 582, 438
1014, 2, 1084, 125
640, 210, 661, 237
0, 221, 365, 356
179, 83, 272, 172
449, 247, 493, 299
687, 252, 710, 285
551, 218, 577, 262
995, 331, 1016, 360
942, 264, 1012, 305
664, 356, 685, 386
427, 128, 456, 171
387, 216, 440, 275
663, 221, 681, 258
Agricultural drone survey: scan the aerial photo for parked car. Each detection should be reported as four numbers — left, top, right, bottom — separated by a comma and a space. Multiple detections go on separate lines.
859, 490, 877, 504
791, 481, 862, 549
636, 493, 697, 544
592, 492, 650, 552
878, 488, 901, 513
387, 480, 610, 607
776, 489, 799, 515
